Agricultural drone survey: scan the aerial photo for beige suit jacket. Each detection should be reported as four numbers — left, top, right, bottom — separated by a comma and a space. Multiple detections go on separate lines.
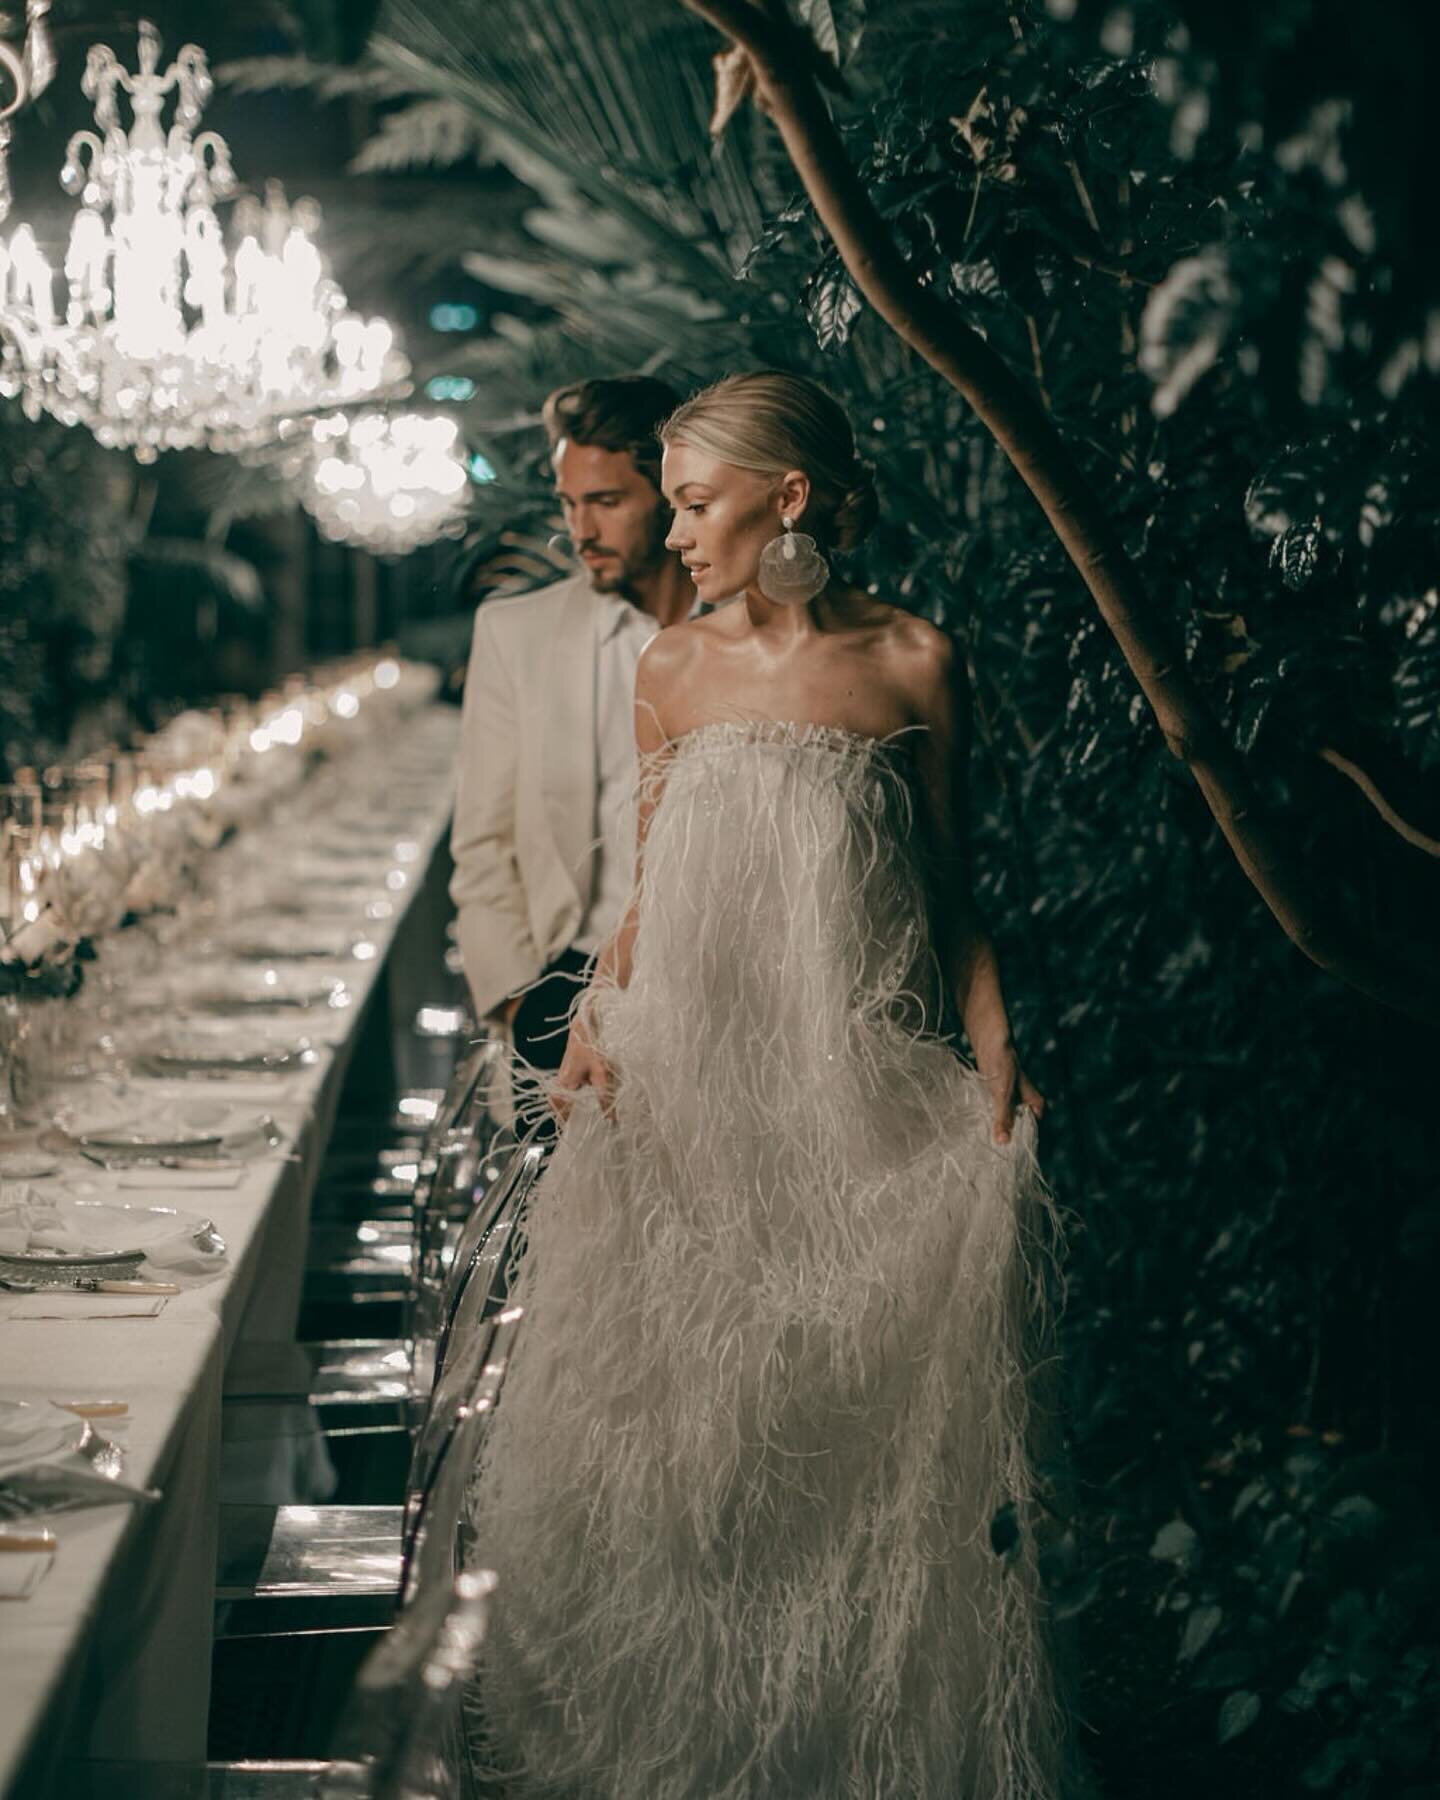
449, 572, 611, 1023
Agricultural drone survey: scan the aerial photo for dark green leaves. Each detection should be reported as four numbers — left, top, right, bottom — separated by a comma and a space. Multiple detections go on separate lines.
1217, 1689, 1261, 1744
795, 0, 867, 68
804, 264, 863, 350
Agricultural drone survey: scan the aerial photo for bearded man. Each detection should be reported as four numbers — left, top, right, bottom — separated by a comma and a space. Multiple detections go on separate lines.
449, 376, 700, 1107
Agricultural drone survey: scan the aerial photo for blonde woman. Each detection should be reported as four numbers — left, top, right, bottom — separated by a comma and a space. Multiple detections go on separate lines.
468, 372, 1085, 1798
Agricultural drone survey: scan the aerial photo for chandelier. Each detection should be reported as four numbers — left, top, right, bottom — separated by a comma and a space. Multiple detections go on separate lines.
0, 19, 408, 461
292, 412, 472, 556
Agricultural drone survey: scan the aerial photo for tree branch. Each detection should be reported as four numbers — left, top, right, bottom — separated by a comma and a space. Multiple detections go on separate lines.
675, 0, 1440, 1024
1318, 747, 1440, 858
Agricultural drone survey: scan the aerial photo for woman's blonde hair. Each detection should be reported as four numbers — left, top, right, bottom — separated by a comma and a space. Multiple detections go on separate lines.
660, 371, 878, 552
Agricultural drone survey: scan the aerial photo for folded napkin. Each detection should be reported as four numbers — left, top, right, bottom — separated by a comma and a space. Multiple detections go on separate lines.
57, 1096, 232, 1145
0, 1184, 113, 1256
0, 1544, 55, 1600
0, 1184, 224, 1282
0, 1293, 167, 1321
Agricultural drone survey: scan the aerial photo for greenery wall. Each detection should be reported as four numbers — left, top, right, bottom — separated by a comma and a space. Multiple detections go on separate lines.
306, 3, 1440, 1791
0, 410, 131, 775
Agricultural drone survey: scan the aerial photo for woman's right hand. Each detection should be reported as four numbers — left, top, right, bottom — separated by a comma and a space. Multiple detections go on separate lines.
550, 1009, 615, 1124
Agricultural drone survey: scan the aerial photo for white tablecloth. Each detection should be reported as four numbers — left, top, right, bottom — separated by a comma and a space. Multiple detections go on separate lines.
0, 705, 459, 1798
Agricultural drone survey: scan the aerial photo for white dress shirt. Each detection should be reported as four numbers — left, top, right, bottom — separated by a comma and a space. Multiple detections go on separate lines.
572, 593, 674, 954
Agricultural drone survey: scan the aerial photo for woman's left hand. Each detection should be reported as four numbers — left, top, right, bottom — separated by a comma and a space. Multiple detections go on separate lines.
976, 1036, 1046, 1146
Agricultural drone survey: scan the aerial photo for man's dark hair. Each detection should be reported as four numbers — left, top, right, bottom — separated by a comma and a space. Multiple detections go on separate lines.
542, 376, 680, 493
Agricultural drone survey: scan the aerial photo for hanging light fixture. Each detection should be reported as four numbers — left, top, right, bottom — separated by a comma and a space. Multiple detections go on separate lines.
0, 19, 408, 461
0, 38, 25, 228
292, 411, 472, 556
202, 180, 409, 455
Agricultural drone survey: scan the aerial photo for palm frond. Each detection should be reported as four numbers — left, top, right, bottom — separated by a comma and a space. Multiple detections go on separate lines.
129, 538, 266, 610
368, 32, 723, 293
348, 99, 495, 172
183, 453, 297, 539
370, 0, 786, 276
215, 52, 415, 100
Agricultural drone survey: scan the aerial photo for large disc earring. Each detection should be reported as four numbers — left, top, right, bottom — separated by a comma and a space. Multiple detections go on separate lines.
757, 515, 829, 606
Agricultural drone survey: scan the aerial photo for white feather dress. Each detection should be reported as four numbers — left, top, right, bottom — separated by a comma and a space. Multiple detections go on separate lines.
466, 718, 1077, 1799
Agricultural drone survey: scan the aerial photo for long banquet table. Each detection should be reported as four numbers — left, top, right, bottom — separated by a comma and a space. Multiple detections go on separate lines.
0, 702, 460, 1799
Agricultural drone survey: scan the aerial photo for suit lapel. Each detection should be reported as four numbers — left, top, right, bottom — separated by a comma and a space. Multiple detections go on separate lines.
542, 575, 599, 906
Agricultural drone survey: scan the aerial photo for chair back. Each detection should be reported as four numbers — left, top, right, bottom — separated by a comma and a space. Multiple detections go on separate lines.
404, 1034, 507, 1343
437, 1127, 547, 1371
400, 1306, 522, 1610
409, 1117, 548, 1411
319, 1567, 498, 1800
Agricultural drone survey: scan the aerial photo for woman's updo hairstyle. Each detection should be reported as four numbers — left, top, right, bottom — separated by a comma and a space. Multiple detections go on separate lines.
660, 371, 878, 553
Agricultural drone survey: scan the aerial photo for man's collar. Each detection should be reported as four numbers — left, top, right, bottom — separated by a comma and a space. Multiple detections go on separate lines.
596, 585, 709, 640
597, 591, 639, 642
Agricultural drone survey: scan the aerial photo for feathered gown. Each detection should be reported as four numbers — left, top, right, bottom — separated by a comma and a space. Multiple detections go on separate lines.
466, 718, 1076, 1799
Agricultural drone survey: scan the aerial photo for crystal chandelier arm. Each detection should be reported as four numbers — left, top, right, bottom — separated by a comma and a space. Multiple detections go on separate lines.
190, 131, 236, 202
80, 45, 128, 135
0, 38, 25, 224
0, 293, 48, 364
169, 45, 213, 132
0, 39, 26, 121
22, 0, 56, 102
60, 128, 105, 198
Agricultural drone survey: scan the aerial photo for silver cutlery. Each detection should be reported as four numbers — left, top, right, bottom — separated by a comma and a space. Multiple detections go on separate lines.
0, 1275, 179, 1296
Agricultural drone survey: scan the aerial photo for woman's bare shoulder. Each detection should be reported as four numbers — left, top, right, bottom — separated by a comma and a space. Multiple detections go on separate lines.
641, 606, 744, 672
638, 616, 704, 675
845, 601, 962, 737
847, 595, 955, 664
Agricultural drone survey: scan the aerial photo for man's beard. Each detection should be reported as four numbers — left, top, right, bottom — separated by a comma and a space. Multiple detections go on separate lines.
580, 512, 671, 597
584, 559, 629, 594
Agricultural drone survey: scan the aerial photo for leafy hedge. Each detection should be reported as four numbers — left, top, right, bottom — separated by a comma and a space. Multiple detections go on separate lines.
340, 2, 1439, 1789
0, 408, 130, 779
8, 0, 1435, 1788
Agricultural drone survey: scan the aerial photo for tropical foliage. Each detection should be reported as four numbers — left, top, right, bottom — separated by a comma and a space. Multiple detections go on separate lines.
0, 409, 132, 778
239, 3, 1437, 1792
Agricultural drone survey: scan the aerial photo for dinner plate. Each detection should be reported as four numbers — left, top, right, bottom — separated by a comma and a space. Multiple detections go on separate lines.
280, 864, 382, 890
188, 976, 350, 1013
221, 935, 361, 962
0, 1197, 226, 1267
67, 1199, 225, 1258
54, 1095, 233, 1154
0, 1244, 146, 1280
50, 1095, 283, 1162
130, 1024, 316, 1077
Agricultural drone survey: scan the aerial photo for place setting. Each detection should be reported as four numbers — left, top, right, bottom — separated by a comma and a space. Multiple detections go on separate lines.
0, 1397, 157, 1600
123, 1019, 320, 1082
208, 921, 378, 965
45, 1089, 286, 1169
124, 963, 355, 1024
0, 1087, 289, 1314
0, 1171, 228, 1318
